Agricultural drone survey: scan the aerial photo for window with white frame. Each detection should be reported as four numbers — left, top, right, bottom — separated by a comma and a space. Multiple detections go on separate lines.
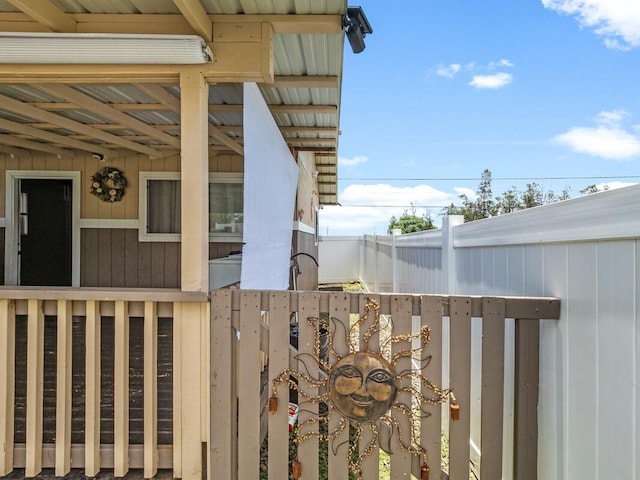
139, 172, 244, 242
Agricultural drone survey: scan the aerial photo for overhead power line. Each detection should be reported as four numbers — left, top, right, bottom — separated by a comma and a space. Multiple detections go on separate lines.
340, 175, 640, 182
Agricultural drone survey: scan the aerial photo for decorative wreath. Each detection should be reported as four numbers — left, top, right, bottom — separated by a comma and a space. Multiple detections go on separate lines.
90, 167, 127, 202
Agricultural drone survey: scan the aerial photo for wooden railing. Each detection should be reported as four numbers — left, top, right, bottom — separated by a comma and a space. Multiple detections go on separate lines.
0, 288, 560, 479
210, 290, 560, 480
0, 287, 209, 479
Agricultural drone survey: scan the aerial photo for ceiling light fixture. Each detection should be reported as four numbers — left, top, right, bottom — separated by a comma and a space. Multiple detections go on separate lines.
344, 6, 373, 54
0, 32, 213, 64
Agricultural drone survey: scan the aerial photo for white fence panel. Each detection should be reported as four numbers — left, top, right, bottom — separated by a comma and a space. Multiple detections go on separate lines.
318, 184, 640, 480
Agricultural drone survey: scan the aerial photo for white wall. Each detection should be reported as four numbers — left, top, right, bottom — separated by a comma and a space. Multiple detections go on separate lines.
318, 184, 640, 480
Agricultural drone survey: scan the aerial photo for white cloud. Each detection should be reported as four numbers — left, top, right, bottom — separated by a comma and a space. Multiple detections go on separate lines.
339, 155, 368, 167
469, 72, 513, 89
596, 109, 628, 125
319, 184, 456, 235
554, 110, 640, 159
488, 58, 515, 69
542, 0, 640, 49
436, 63, 462, 78
454, 187, 476, 199
553, 125, 640, 159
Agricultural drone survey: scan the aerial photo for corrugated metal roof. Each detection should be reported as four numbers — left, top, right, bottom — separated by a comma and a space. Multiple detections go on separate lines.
0, 0, 347, 204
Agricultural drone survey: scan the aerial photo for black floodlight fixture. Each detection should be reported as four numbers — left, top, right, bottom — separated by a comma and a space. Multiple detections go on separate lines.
345, 6, 372, 54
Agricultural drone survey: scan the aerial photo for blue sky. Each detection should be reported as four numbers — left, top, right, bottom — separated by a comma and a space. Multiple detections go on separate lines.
319, 0, 640, 235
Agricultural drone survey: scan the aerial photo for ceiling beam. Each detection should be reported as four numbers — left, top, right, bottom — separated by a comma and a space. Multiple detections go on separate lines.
0, 133, 70, 155
268, 76, 340, 89
135, 83, 243, 154
35, 84, 181, 148
208, 104, 337, 114
173, 0, 212, 42
0, 12, 342, 35
211, 14, 343, 34
0, 92, 165, 157
0, 118, 114, 156
7, 0, 77, 32
0, 144, 27, 156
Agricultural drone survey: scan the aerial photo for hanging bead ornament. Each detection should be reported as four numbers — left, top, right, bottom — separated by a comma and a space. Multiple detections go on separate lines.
449, 391, 460, 421
268, 386, 278, 413
292, 459, 302, 479
271, 299, 453, 476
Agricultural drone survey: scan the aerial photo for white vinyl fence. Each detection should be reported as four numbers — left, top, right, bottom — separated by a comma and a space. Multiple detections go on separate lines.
319, 184, 640, 480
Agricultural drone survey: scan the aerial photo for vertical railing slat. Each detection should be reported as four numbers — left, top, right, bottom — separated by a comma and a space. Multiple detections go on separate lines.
25, 298, 44, 477
514, 319, 540, 480
177, 302, 205, 480
448, 296, 472, 480
480, 297, 506, 479
328, 292, 350, 478
267, 291, 292, 479
85, 300, 101, 477
297, 291, 320, 480
0, 299, 16, 476
144, 301, 158, 479
389, 295, 412, 479
55, 300, 72, 476
172, 302, 182, 478
359, 293, 380, 479
421, 296, 444, 475
210, 290, 235, 480
114, 300, 130, 477
237, 291, 262, 480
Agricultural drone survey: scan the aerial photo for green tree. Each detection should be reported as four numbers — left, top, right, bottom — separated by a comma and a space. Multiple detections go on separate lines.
388, 205, 436, 233
441, 169, 574, 222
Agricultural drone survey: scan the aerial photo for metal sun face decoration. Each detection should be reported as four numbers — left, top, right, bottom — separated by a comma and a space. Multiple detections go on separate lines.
270, 299, 456, 480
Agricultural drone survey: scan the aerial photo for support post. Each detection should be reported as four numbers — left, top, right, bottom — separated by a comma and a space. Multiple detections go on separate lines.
442, 215, 464, 295
180, 71, 210, 293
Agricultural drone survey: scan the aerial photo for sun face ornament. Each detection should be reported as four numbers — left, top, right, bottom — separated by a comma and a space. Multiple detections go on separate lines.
270, 299, 458, 479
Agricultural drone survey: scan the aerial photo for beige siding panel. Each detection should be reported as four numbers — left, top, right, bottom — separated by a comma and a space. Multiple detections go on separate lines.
85, 300, 101, 477
389, 295, 412, 480
328, 292, 350, 478
297, 292, 320, 480
55, 300, 72, 477
480, 298, 506, 479
0, 299, 16, 475
25, 299, 44, 477
267, 292, 292, 479
420, 296, 444, 474
448, 297, 472, 480
144, 301, 159, 478
114, 301, 130, 477
237, 291, 262, 480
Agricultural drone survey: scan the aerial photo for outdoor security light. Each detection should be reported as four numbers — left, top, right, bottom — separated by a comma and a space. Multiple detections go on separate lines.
345, 6, 373, 54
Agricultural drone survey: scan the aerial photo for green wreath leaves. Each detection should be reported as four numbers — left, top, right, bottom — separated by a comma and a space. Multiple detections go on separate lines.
90, 167, 127, 202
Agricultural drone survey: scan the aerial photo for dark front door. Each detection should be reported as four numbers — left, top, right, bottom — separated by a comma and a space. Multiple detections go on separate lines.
19, 179, 73, 286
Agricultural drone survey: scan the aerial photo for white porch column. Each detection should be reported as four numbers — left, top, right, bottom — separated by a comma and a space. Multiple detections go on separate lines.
180, 71, 209, 293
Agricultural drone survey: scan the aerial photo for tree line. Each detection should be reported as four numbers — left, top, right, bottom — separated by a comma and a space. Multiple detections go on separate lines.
388, 169, 607, 233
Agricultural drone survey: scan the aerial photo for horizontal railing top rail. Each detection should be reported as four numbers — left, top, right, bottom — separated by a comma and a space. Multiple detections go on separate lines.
0, 286, 209, 303
225, 289, 560, 320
